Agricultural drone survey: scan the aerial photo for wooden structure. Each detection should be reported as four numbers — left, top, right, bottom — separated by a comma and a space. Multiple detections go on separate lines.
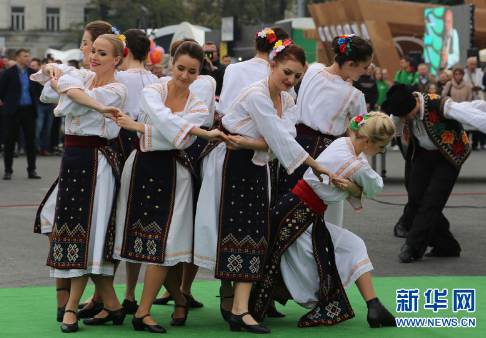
305, 0, 486, 76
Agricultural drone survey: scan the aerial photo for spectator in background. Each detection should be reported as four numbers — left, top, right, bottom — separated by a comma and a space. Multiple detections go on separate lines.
1, 57, 9, 68
416, 63, 435, 93
55, 60, 62, 64
222, 55, 231, 66
353, 65, 378, 111
381, 68, 392, 87
442, 66, 472, 102
144, 61, 153, 71
67, 59, 80, 69
0, 48, 41, 179
425, 83, 437, 94
372, 67, 389, 111
394, 56, 419, 91
440, 9, 460, 69
7, 60, 16, 68
436, 70, 449, 94
464, 56, 485, 101
201, 41, 226, 95
29, 58, 55, 156
152, 63, 164, 78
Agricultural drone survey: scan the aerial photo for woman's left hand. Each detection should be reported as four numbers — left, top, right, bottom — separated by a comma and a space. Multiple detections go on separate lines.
50, 78, 59, 92
223, 134, 249, 150
332, 177, 360, 195
98, 106, 121, 122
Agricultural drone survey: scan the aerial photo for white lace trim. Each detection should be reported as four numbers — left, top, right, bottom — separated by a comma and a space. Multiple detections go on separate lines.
342, 263, 373, 291
113, 253, 191, 267
49, 265, 115, 278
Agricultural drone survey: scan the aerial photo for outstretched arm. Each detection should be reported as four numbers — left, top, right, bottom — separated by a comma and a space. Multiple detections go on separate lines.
66, 88, 120, 121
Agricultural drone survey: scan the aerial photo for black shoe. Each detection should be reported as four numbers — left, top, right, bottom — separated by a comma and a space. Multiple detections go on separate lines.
424, 249, 460, 258
61, 310, 79, 333
83, 307, 126, 326
78, 302, 88, 309
170, 297, 189, 326
366, 298, 397, 328
394, 222, 409, 238
3, 172, 11, 180
153, 294, 173, 305
228, 312, 270, 334
57, 287, 71, 322
267, 305, 285, 318
183, 292, 204, 308
77, 299, 104, 318
122, 299, 139, 314
132, 314, 167, 333
218, 287, 234, 322
28, 170, 41, 179
399, 244, 418, 263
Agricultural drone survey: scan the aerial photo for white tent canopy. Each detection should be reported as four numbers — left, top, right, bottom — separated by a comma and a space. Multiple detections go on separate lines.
169, 22, 211, 48
45, 48, 82, 64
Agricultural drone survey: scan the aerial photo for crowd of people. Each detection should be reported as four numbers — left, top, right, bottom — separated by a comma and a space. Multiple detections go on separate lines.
2, 19, 485, 335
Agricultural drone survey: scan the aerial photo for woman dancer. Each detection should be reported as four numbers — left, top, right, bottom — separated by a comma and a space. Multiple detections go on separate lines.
253, 112, 397, 328
154, 38, 217, 308
194, 41, 333, 334
30, 20, 114, 323
113, 41, 225, 333
33, 33, 128, 333
278, 34, 373, 228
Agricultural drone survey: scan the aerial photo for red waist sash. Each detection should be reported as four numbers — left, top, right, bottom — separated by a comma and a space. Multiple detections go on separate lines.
292, 179, 328, 215
133, 137, 178, 158
296, 124, 337, 140
65, 135, 111, 149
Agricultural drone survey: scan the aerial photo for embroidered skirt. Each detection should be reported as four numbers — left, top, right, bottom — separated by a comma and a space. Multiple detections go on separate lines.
252, 191, 354, 327
194, 142, 270, 281
113, 128, 137, 168
47, 146, 120, 278
113, 149, 194, 266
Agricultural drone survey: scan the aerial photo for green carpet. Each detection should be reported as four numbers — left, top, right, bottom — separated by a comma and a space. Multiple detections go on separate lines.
1, 277, 483, 337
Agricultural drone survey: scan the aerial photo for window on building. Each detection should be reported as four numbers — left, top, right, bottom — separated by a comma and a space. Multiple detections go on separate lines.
46, 8, 60, 32
11, 7, 25, 31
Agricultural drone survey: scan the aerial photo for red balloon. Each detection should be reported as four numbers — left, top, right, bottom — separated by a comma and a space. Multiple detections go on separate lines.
150, 48, 163, 64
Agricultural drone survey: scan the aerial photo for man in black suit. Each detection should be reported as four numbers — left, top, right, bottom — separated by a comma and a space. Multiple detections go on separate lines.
0, 48, 41, 180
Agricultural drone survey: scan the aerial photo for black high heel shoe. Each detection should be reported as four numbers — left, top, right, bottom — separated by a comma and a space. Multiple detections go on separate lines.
83, 307, 126, 326
228, 312, 270, 334
132, 314, 167, 333
153, 294, 173, 305
122, 299, 139, 314
183, 292, 204, 308
77, 299, 104, 318
218, 287, 234, 321
57, 287, 70, 322
170, 297, 189, 326
61, 310, 79, 333
366, 298, 397, 328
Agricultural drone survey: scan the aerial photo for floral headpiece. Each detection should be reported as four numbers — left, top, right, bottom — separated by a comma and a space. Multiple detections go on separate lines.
255, 27, 276, 44
269, 40, 293, 61
350, 112, 371, 131
111, 26, 128, 57
337, 34, 355, 56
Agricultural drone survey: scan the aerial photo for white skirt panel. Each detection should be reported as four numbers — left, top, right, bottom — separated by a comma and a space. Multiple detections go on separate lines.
39, 183, 59, 234
280, 221, 373, 309
51, 151, 116, 278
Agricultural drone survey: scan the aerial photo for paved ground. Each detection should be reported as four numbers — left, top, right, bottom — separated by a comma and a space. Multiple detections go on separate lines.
0, 147, 485, 289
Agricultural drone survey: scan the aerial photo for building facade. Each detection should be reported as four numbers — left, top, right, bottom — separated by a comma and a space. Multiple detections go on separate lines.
0, 0, 92, 59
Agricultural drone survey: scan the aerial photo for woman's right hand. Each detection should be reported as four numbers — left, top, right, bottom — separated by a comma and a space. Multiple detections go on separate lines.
204, 129, 227, 142
311, 164, 334, 185
116, 112, 140, 131
43, 65, 64, 80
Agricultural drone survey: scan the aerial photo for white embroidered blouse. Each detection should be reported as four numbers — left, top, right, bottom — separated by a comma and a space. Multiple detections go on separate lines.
296, 63, 367, 136
138, 80, 209, 151
221, 77, 307, 174
33, 69, 126, 140
303, 137, 383, 212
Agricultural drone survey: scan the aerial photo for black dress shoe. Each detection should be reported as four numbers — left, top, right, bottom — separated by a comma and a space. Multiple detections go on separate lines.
122, 299, 139, 314
61, 310, 79, 333
3, 172, 11, 180
83, 307, 126, 325
183, 292, 204, 308
399, 244, 418, 263
425, 249, 460, 258
78, 302, 88, 309
228, 312, 270, 334
57, 287, 70, 322
28, 171, 41, 179
267, 305, 285, 318
366, 298, 397, 328
132, 314, 166, 333
218, 287, 234, 322
77, 299, 104, 318
394, 222, 409, 238
153, 294, 173, 305
170, 297, 189, 326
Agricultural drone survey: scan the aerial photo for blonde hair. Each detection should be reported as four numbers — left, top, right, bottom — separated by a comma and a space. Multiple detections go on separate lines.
97, 34, 125, 66
372, 67, 384, 83
355, 111, 396, 143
